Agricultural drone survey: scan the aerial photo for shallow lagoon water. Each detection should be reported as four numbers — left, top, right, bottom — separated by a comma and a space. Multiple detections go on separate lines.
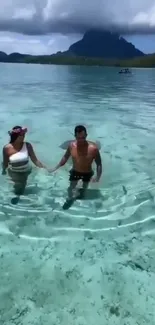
0, 63, 155, 324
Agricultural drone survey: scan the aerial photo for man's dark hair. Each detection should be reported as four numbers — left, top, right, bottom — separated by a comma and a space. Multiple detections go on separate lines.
74, 125, 87, 135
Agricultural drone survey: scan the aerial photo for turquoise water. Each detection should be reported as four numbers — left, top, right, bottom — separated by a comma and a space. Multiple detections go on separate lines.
0, 63, 155, 324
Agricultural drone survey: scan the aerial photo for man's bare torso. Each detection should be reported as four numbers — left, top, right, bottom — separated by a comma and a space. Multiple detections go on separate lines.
69, 141, 97, 173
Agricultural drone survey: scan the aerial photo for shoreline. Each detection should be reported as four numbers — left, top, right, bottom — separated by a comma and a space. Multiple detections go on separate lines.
0, 53, 155, 68
0, 61, 155, 68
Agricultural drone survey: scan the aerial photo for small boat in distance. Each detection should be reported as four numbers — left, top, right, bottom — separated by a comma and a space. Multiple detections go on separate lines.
119, 68, 131, 74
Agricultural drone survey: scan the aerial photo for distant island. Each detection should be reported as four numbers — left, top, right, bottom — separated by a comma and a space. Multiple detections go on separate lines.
0, 29, 155, 68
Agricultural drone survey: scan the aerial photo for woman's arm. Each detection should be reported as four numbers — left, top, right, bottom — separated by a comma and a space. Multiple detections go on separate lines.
27, 142, 47, 169
2, 146, 9, 174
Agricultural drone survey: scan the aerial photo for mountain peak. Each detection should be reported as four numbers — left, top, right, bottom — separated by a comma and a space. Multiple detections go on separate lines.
68, 29, 144, 59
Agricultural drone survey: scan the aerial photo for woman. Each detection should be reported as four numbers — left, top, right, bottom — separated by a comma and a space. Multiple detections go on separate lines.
2, 125, 47, 195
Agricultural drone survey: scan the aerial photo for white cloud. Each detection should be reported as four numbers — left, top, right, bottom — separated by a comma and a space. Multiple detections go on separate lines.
0, 0, 155, 35
0, 32, 80, 55
13, 8, 36, 20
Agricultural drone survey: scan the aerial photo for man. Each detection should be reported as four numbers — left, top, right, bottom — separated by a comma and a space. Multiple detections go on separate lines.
52, 125, 102, 206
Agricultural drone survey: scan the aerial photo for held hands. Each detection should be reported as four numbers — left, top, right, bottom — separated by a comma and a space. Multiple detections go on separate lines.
47, 164, 61, 173
91, 176, 100, 183
1, 168, 6, 175
47, 168, 101, 182
47, 167, 57, 173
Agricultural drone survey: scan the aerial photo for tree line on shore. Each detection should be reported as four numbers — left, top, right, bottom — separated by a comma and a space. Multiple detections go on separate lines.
23, 54, 155, 68
0, 52, 155, 68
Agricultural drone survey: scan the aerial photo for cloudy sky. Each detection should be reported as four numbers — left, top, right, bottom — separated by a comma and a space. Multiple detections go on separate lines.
0, 0, 155, 55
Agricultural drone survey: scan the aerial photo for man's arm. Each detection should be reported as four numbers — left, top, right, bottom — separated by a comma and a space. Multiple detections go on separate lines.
53, 146, 71, 172
94, 148, 102, 181
2, 146, 9, 174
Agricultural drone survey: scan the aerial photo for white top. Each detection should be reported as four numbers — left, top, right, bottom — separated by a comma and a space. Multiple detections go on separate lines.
8, 143, 31, 173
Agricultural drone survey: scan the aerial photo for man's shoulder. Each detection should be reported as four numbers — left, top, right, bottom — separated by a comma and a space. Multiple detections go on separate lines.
69, 140, 76, 147
88, 141, 98, 149
65, 141, 75, 153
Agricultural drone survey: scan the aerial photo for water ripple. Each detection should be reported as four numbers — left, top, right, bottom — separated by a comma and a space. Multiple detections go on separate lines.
0, 65, 155, 324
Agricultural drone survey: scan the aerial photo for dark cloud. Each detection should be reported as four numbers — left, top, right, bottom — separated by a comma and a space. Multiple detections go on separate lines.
0, 0, 155, 35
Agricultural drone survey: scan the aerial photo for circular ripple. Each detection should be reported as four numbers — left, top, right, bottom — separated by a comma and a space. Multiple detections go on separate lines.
0, 172, 154, 242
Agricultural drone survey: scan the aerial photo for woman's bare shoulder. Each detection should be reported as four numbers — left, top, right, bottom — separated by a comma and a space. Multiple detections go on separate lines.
3, 144, 12, 151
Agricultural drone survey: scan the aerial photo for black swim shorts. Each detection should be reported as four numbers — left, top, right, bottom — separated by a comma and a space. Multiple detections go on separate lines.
69, 169, 94, 182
